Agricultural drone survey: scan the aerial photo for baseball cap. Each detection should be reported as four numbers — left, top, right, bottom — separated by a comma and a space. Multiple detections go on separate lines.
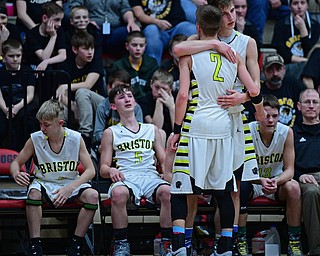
263, 54, 284, 69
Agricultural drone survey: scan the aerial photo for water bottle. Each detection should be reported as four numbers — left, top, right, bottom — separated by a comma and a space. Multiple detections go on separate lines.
265, 225, 281, 256
252, 230, 269, 255
154, 233, 161, 256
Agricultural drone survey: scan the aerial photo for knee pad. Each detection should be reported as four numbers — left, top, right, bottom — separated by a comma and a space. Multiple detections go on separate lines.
26, 199, 43, 206
83, 203, 98, 211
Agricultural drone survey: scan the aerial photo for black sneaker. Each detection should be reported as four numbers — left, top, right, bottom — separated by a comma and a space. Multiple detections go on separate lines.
66, 244, 83, 256
29, 243, 43, 256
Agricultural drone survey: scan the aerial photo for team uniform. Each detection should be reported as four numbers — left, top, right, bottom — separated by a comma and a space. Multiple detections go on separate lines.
107, 123, 169, 205
171, 48, 237, 194
28, 128, 91, 202
219, 29, 259, 181
249, 121, 289, 200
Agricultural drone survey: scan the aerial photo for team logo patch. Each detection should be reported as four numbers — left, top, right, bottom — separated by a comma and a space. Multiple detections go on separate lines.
175, 181, 182, 189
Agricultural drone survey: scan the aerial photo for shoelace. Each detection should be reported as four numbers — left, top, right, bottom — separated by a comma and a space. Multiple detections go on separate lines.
237, 241, 248, 255
289, 240, 302, 255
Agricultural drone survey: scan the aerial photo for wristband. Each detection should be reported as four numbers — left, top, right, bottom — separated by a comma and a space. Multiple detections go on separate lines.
173, 123, 182, 134
251, 92, 263, 104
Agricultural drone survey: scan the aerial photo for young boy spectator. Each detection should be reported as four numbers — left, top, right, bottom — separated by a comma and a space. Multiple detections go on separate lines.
100, 83, 172, 256
10, 99, 98, 256
129, 0, 196, 65
143, 69, 175, 140
56, 31, 106, 152
160, 34, 188, 93
111, 31, 159, 106
65, 5, 103, 59
93, 69, 143, 152
239, 94, 302, 256
24, 1, 66, 71
0, 39, 38, 151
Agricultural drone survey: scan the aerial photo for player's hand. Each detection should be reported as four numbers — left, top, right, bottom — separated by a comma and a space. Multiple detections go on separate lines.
217, 90, 245, 108
13, 171, 30, 187
299, 174, 319, 186
52, 186, 73, 208
169, 133, 180, 152
261, 178, 277, 194
215, 42, 236, 63
156, 19, 172, 31
109, 168, 125, 183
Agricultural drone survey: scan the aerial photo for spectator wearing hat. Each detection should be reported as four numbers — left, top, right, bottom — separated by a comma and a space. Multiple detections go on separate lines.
247, 54, 306, 127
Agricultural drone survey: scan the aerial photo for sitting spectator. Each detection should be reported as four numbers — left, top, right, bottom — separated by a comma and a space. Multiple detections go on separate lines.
93, 69, 143, 152
70, 0, 140, 56
129, 0, 196, 65
293, 88, 320, 256
100, 83, 172, 256
238, 94, 302, 256
56, 31, 106, 152
160, 34, 187, 93
0, 39, 38, 151
65, 5, 103, 59
234, 0, 260, 58
16, 0, 63, 34
143, 69, 175, 141
246, 0, 290, 43
271, 0, 320, 79
246, 54, 306, 126
10, 99, 98, 256
111, 31, 159, 106
301, 44, 320, 89
0, 2, 21, 61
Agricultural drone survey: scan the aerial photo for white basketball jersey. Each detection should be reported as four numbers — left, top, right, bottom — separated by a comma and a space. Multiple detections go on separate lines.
31, 128, 81, 183
249, 121, 289, 178
182, 48, 237, 139
110, 123, 158, 175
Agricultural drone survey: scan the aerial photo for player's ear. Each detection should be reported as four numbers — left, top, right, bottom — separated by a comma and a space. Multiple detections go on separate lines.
58, 119, 64, 126
110, 103, 117, 111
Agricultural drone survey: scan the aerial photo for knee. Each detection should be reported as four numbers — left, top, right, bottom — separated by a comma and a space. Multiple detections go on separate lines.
28, 188, 42, 200
157, 185, 171, 204
302, 184, 320, 200
86, 189, 99, 204
111, 187, 129, 206
143, 25, 160, 39
283, 180, 301, 200
75, 88, 89, 100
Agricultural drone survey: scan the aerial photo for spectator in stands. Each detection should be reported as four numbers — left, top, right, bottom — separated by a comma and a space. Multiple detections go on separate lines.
23, 1, 66, 71
64, 5, 103, 59
238, 94, 302, 256
0, 39, 38, 151
234, 0, 261, 58
100, 83, 172, 256
271, 0, 320, 79
16, 0, 63, 34
69, 0, 140, 56
111, 31, 159, 106
293, 88, 320, 256
56, 31, 106, 152
10, 99, 98, 256
258, 54, 306, 127
180, 0, 207, 24
246, 0, 290, 43
143, 69, 175, 141
129, 0, 196, 65
93, 69, 143, 153
0, 2, 21, 61
301, 44, 320, 89
160, 34, 188, 93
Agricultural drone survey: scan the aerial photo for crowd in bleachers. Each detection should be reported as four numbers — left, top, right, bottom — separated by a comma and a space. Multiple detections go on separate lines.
1, 0, 320, 255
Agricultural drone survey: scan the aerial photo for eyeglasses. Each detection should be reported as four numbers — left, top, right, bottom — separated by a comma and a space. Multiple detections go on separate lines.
301, 100, 320, 105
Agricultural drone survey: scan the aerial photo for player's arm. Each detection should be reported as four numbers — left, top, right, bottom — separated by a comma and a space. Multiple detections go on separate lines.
10, 138, 34, 186
154, 126, 168, 180
245, 38, 260, 87
100, 128, 124, 182
173, 39, 236, 63
274, 128, 295, 186
237, 54, 266, 121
